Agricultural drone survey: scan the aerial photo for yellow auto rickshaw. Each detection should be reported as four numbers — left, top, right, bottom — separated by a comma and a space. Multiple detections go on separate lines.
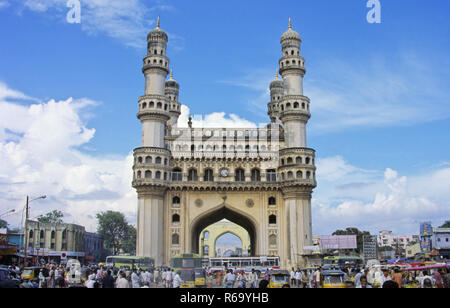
269, 270, 290, 288
179, 269, 196, 288
194, 269, 206, 288
322, 270, 346, 289
21, 266, 48, 281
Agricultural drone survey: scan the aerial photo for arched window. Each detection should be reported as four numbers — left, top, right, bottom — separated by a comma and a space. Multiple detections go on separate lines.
191, 145, 195, 152
203, 245, 209, 255
297, 171, 303, 179
268, 197, 276, 206
305, 157, 311, 164
287, 157, 293, 164
155, 171, 161, 179
172, 214, 180, 223
29, 230, 33, 240
172, 196, 180, 205
296, 157, 302, 164
155, 157, 162, 164
145, 170, 152, 179
245, 145, 250, 153
235, 168, 245, 182
306, 171, 311, 179
287, 171, 294, 179
40, 230, 44, 239
51, 230, 55, 239
251, 168, 261, 182
269, 215, 277, 225
203, 231, 209, 239
145, 156, 152, 164
172, 234, 179, 245
204, 169, 214, 182
138, 157, 143, 164
188, 169, 198, 181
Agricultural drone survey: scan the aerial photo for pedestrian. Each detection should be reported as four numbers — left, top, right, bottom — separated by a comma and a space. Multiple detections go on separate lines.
116, 271, 130, 288
392, 268, 403, 288
290, 268, 295, 286
85, 274, 96, 288
102, 270, 115, 288
313, 267, 321, 288
294, 269, 302, 288
248, 269, 258, 288
433, 270, 443, 288
356, 275, 372, 288
224, 270, 236, 288
301, 270, 309, 288
173, 271, 184, 288
131, 268, 142, 288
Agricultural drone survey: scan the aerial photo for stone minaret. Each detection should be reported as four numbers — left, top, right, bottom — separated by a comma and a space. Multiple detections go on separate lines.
165, 69, 181, 128
277, 18, 317, 266
133, 17, 171, 266
268, 71, 283, 124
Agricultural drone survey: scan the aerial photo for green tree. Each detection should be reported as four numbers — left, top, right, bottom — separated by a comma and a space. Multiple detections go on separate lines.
96, 211, 130, 255
0, 219, 7, 229
37, 210, 64, 224
332, 227, 371, 253
122, 225, 137, 255
439, 220, 450, 228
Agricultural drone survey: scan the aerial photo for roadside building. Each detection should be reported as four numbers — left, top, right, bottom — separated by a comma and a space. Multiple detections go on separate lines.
25, 220, 85, 263
433, 228, 450, 258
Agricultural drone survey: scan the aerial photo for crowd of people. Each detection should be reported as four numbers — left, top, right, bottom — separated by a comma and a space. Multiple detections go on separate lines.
2, 260, 449, 288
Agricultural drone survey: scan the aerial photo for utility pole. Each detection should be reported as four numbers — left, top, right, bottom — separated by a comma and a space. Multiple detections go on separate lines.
24, 196, 29, 262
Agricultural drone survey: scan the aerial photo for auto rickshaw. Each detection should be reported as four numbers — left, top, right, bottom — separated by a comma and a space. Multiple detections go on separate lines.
194, 268, 206, 288
268, 270, 290, 288
322, 270, 346, 289
21, 266, 48, 281
179, 269, 196, 288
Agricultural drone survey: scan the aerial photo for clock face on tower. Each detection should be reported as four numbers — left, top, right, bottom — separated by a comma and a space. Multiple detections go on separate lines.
220, 169, 229, 177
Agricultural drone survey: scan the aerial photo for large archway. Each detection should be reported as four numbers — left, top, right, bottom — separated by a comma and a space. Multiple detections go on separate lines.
191, 206, 257, 256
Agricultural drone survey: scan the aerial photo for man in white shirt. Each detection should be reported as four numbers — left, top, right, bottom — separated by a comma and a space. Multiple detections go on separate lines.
224, 270, 236, 288
173, 271, 184, 288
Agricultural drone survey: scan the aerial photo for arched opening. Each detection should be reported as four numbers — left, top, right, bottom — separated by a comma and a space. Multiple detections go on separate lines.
204, 168, 214, 182
191, 206, 257, 256
215, 232, 243, 257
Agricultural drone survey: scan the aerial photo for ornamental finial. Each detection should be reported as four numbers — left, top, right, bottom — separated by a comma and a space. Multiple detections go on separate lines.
289, 17, 292, 29
275, 68, 279, 79
157, 16, 160, 28
170, 68, 174, 79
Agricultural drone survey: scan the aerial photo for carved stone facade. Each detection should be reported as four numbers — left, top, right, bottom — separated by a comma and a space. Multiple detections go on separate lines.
133, 19, 316, 268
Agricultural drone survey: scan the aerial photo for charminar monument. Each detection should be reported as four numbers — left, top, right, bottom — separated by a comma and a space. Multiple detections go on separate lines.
132, 18, 317, 268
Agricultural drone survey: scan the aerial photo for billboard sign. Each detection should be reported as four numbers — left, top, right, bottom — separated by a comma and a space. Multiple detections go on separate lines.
420, 222, 433, 237
319, 235, 357, 250
363, 235, 378, 261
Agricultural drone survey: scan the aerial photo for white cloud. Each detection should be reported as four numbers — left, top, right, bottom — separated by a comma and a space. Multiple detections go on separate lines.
312, 157, 450, 235
177, 104, 258, 128
18, 0, 175, 49
0, 82, 135, 232
0, 1, 10, 10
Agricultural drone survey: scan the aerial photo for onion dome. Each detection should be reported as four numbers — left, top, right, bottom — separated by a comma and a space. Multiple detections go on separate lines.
147, 16, 168, 41
281, 18, 301, 42
270, 70, 284, 90
165, 69, 179, 90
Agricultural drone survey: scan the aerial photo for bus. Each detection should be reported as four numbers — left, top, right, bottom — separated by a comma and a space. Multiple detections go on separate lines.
207, 256, 280, 274
170, 253, 203, 271
323, 256, 362, 268
104, 256, 155, 270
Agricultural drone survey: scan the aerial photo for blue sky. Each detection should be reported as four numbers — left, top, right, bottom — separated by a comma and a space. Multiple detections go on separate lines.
0, 0, 449, 234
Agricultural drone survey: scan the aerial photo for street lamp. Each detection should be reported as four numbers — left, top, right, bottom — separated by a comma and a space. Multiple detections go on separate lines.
0, 209, 15, 218
24, 195, 47, 261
